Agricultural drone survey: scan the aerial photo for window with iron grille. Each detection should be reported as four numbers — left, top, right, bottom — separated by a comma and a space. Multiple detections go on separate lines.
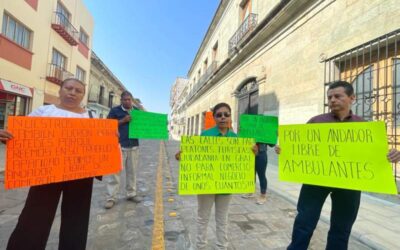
324, 28, 400, 179
2, 12, 32, 50
351, 66, 373, 120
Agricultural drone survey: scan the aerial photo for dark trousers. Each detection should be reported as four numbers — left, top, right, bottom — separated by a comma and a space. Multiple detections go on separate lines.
255, 151, 268, 194
7, 178, 94, 250
287, 184, 361, 250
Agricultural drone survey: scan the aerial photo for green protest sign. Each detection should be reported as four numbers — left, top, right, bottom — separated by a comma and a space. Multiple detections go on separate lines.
129, 110, 168, 139
179, 136, 255, 195
279, 121, 398, 194
239, 114, 278, 144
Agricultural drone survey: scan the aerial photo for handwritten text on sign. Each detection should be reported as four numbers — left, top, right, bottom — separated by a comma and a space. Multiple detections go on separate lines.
179, 136, 255, 195
5, 117, 122, 189
129, 110, 168, 139
239, 114, 278, 144
278, 121, 397, 194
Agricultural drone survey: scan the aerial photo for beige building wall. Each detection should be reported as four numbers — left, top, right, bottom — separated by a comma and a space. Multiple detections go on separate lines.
0, 0, 93, 116
183, 0, 400, 134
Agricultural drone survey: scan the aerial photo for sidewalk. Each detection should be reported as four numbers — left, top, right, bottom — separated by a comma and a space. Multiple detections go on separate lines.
266, 152, 400, 250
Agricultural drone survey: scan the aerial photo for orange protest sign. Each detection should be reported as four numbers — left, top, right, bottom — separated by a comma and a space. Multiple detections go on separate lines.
5, 116, 122, 189
204, 111, 232, 130
204, 111, 216, 130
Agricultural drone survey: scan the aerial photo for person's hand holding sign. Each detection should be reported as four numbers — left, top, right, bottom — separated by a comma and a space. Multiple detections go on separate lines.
0, 130, 13, 143
252, 144, 258, 155
274, 145, 281, 154
120, 114, 131, 124
387, 149, 400, 163
175, 150, 181, 161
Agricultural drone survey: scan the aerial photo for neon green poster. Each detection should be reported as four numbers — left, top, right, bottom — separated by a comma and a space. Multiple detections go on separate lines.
279, 121, 398, 194
179, 136, 255, 195
239, 114, 278, 144
129, 110, 168, 139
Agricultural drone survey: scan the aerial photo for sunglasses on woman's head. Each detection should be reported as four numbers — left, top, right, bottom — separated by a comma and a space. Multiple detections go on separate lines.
215, 112, 231, 118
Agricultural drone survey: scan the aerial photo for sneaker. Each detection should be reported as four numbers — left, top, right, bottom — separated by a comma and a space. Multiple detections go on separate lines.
241, 193, 255, 199
127, 196, 142, 203
104, 200, 115, 209
256, 195, 267, 205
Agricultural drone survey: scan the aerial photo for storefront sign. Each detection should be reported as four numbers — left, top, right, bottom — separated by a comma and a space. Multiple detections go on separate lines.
0, 79, 33, 97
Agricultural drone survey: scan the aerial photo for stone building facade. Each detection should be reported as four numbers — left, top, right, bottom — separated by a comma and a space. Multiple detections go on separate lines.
179, 0, 400, 176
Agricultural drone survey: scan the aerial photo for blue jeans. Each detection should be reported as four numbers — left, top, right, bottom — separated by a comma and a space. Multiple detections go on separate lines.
287, 184, 361, 250
255, 151, 268, 194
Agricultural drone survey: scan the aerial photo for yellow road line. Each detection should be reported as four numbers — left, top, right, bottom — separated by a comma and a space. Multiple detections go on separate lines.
151, 141, 165, 250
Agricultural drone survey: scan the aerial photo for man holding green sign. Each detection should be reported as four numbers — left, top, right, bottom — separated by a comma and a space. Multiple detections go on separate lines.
279, 81, 400, 250
104, 91, 142, 209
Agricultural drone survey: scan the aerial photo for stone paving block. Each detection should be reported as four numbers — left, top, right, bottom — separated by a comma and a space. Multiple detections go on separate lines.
235, 221, 271, 235
230, 236, 265, 250
229, 214, 248, 222
247, 212, 276, 221
228, 223, 248, 237
229, 204, 249, 214
165, 219, 185, 232
258, 232, 290, 249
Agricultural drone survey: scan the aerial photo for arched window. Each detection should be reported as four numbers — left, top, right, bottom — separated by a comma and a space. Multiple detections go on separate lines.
351, 66, 373, 120
237, 78, 258, 115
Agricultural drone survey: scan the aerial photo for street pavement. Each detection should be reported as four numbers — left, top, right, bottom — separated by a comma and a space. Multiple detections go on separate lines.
0, 140, 398, 249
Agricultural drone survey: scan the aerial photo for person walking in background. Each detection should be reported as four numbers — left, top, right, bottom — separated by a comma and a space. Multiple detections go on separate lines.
104, 91, 142, 209
3, 78, 98, 250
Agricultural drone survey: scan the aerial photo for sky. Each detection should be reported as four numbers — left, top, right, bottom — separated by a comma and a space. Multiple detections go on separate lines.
84, 0, 220, 114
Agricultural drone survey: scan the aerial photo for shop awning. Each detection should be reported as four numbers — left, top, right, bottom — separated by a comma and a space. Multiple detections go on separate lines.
0, 79, 33, 97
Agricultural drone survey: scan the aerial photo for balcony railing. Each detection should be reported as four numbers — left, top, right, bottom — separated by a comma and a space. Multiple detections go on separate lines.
228, 13, 258, 56
51, 12, 79, 46
187, 61, 218, 101
46, 63, 73, 85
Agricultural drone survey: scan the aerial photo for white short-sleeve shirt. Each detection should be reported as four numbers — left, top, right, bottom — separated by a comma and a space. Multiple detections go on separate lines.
29, 104, 95, 118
